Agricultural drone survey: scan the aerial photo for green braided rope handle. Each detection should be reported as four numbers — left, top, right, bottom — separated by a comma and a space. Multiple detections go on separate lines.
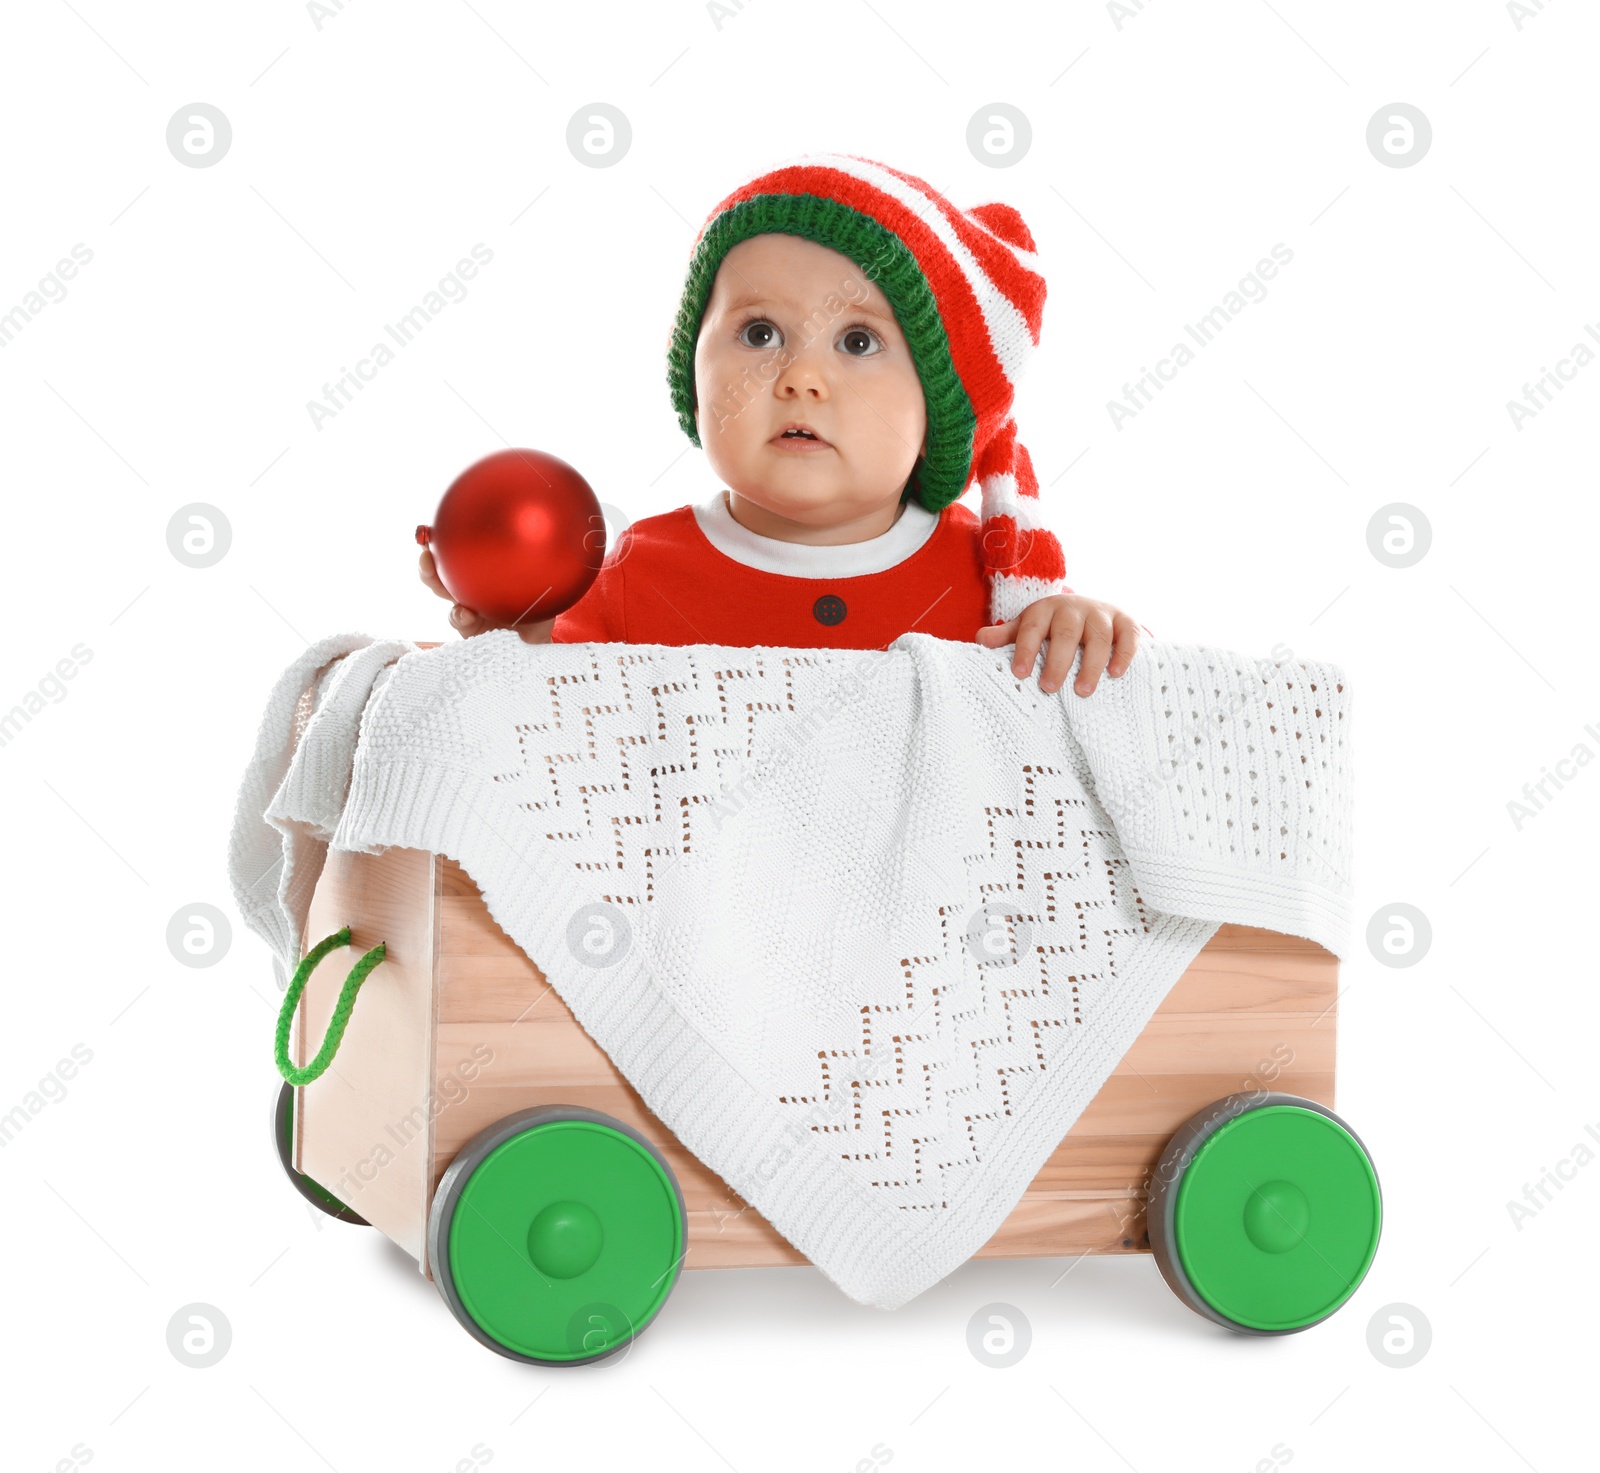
275, 926, 388, 1086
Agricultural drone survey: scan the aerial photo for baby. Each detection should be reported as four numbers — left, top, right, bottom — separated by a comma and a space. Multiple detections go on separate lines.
421, 153, 1140, 697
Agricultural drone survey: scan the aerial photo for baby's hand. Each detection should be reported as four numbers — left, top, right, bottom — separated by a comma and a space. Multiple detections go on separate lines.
418, 547, 557, 645
975, 594, 1141, 696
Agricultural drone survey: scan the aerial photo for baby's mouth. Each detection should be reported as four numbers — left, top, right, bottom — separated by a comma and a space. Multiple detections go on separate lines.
771, 426, 832, 447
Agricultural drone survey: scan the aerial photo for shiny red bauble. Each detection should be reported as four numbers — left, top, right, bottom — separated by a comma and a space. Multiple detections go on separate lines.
416, 449, 606, 624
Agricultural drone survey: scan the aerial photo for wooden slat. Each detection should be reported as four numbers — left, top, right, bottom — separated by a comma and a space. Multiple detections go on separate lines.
427, 1074, 747, 1215
975, 1194, 1151, 1259
680, 1194, 1152, 1269
682, 1209, 808, 1267
1067, 1070, 1336, 1135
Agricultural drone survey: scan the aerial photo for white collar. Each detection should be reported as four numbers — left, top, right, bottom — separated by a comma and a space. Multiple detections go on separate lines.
691, 488, 939, 578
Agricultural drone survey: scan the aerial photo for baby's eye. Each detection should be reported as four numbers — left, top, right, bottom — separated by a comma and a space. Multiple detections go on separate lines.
837, 325, 884, 358
736, 317, 782, 349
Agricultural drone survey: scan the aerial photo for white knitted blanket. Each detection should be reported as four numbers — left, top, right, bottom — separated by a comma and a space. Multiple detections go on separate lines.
228, 630, 1354, 1309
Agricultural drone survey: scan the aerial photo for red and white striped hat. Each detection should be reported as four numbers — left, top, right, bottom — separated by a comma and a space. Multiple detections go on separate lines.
666, 152, 1068, 623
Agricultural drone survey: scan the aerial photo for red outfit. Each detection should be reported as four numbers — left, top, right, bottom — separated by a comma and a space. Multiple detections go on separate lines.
553, 491, 1061, 651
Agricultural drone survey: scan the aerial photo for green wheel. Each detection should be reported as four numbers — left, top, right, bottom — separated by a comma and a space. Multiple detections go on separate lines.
1148, 1091, 1382, 1334
427, 1105, 687, 1366
272, 1083, 369, 1225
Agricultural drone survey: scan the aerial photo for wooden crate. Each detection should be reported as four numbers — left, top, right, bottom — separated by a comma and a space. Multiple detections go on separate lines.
290, 844, 1338, 1280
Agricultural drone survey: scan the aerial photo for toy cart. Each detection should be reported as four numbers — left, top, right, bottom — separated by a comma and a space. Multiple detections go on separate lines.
272, 652, 1382, 1366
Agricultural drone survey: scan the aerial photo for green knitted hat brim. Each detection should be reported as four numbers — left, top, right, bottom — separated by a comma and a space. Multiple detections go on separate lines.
665, 194, 978, 513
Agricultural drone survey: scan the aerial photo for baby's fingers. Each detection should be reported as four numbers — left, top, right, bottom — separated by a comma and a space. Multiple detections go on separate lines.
1074, 610, 1115, 695
1037, 618, 1080, 694
418, 549, 485, 639
418, 547, 452, 600
1010, 609, 1060, 681
1107, 613, 1141, 676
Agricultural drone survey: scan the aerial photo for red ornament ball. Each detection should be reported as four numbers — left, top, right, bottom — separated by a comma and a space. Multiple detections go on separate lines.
416, 449, 605, 624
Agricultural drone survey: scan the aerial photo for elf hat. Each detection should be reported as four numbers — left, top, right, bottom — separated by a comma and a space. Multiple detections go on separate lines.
665, 151, 1068, 624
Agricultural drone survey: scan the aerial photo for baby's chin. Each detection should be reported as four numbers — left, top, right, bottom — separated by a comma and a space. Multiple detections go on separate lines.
727, 480, 857, 525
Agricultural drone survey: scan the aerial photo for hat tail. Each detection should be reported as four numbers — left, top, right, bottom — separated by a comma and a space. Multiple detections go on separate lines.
976, 418, 1070, 623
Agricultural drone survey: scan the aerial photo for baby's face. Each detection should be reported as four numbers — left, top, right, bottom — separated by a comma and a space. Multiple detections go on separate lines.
693, 233, 926, 529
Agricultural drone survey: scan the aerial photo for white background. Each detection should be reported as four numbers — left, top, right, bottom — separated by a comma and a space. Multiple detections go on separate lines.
4, 1, 1597, 1468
